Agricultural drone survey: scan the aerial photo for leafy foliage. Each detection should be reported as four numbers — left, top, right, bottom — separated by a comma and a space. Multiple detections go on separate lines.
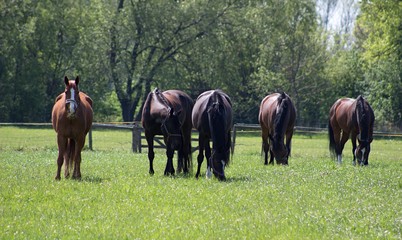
0, 0, 400, 129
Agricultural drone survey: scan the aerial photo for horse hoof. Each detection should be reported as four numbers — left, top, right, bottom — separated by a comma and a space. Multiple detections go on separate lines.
55, 176, 61, 181
149, 169, 155, 175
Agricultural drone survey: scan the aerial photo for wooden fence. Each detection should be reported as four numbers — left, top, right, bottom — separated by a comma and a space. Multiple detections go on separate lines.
1, 122, 401, 152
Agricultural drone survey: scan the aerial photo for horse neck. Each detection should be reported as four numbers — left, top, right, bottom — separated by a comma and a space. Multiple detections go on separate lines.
355, 97, 371, 142
208, 99, 228, 152
154, 89, 172, 111
273, 96, 289, 144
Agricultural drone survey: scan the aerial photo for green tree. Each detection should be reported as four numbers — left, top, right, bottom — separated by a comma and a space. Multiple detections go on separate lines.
355, 0, 402, 128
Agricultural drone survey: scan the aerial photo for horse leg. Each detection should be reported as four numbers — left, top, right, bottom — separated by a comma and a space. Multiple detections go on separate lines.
337, 131, 350, 164
195, 135, 205, 179
351, 133, 357, 166
164, 147, 175, 176
331, 125, 343, 164
72, 137, 85, 180
177, 148, 184, 174
261, 130, 269, 165
284, 131, 294, 165
55, 135, 67, 180
205, 139, 212, 179
182, 131, 192, 174
64, 139, 73, 178
145, 132, 155, 175
269, 148, 275, 165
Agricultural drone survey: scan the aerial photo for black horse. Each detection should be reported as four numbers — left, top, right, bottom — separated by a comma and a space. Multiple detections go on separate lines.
141, 88, 193, 175
192, 90, 233, 181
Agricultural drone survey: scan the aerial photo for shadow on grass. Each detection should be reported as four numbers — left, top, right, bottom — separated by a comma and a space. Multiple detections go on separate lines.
225, 175, 253, 183
81, 175, 109, 183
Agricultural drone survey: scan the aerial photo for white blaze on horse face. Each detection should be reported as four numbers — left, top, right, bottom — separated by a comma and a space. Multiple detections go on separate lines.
337, 154, 342, 164
69, 88, 77, 114
361, 148, 366, 163
206, 167, 212, 179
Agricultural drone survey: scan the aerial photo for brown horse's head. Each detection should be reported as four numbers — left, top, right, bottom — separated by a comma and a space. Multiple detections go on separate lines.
64, 76, 80, 119
270, 135, 289, 165
355, 140, 371, 166
161, 107, 183, 150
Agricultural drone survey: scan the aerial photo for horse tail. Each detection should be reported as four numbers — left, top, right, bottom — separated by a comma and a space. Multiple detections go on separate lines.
66, 139, 75, 172
142, 91, 153, 125
328, 119, 336, 158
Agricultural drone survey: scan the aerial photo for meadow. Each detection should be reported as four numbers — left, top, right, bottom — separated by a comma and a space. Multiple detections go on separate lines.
0, 126, 401, 239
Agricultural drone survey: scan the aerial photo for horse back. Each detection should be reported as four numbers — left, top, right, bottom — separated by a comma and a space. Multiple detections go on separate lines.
330, 98, 356, 131
259, 93, 280, 131
192, 90, 232, 132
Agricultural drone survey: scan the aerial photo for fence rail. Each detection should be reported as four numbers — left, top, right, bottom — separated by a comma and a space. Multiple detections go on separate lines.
1, 122, 401, 152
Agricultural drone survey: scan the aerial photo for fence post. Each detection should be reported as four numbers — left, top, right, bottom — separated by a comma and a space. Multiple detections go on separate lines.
132, 125, 142, 153
88, 128, 93, 151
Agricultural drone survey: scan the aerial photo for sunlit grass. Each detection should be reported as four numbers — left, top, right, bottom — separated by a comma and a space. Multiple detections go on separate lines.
0, 127, 401, 239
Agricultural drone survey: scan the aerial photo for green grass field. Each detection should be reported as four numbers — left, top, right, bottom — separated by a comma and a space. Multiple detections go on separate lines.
0, 126, 401, 239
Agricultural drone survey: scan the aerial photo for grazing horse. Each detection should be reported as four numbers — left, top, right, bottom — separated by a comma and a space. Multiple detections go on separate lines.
141, 88, 193, 176
192, 90, 233, 181
328, 95, 374, 165
259, 92, 296, 165
52, 76, 93, 180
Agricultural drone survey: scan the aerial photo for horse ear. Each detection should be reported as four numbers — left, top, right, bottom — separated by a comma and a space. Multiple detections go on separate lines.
64, 76, 69, 86
75, 76, 80, 85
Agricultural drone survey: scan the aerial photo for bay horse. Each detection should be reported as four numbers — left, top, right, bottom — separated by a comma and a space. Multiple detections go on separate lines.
51, 76, 93, 180
192, 90, 233, 181
328, 95, 374, 165
141, 88, 193, 176
258, 92, 296, 165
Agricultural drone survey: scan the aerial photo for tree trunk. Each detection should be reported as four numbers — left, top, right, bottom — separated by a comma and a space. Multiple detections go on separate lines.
120, 99, 134, 122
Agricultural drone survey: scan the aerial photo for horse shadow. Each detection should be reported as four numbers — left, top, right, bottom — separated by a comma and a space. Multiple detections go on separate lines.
80, 175, 108, 183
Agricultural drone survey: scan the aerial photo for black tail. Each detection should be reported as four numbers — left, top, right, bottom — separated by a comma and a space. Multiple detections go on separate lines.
66, 139, 75, 173
328, 120, 336, 159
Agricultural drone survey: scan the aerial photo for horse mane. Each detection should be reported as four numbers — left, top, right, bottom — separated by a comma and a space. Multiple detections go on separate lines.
356, 95, 369, 142
273, 92, 289, 145
154, 88, 172, 111
208, 91, 231, 165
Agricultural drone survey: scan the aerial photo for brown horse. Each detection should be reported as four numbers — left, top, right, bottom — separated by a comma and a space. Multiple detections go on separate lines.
328, 95, 374, 165
259, 92, 296, 165
192, 90, 233, 181
141, 88, 193, 176
52, 76, 93, 180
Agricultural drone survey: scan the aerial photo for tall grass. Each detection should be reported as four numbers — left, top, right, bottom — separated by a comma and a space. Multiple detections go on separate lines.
0, 127, 401, 239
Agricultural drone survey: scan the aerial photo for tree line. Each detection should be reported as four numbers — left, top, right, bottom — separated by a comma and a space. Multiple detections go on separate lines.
0, 0, 400, 130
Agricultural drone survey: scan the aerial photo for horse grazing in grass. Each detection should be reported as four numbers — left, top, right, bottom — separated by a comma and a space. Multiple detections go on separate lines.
52, 76, 93, 180
141, 88, 193, 176
328, 95, 374, 165
192, 90, 233, 181
259, 92, 296, 165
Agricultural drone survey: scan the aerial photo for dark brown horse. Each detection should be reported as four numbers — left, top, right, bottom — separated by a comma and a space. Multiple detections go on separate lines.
328, 95, 375, 165
141, 88, 193, 176
52, 76, 93, 180
192, 90, 233, 181
259, 92, 296, 165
